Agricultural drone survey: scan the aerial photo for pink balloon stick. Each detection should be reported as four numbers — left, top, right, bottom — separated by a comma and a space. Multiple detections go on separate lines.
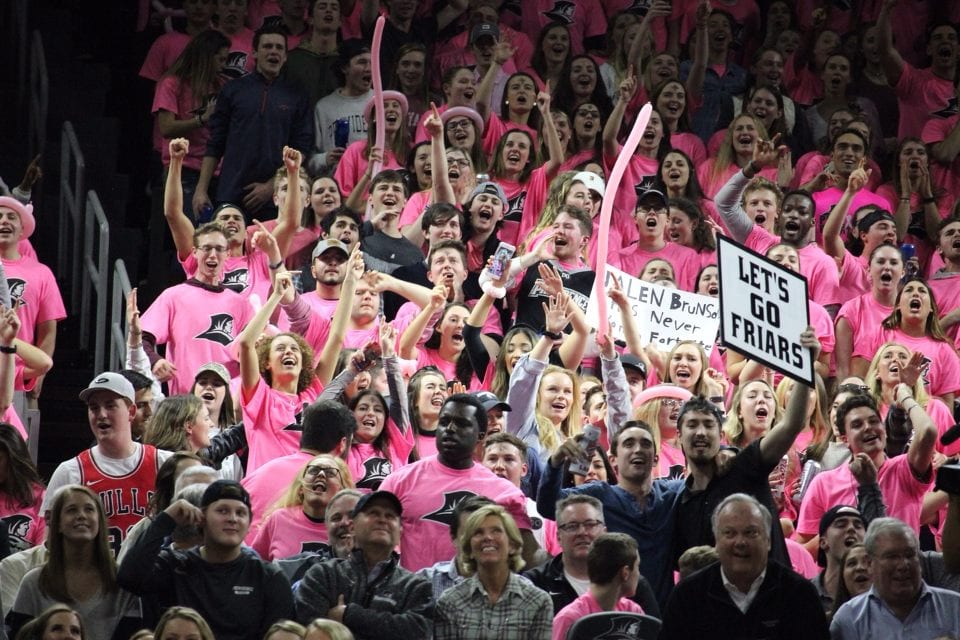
594, 102, 652, 337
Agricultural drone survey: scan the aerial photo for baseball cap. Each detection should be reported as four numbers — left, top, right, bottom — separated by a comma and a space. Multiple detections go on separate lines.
201, 479, 252, 510
195, 362, 231, 386
634, 188, 668, 209
311, 237, 350, 261
573, 171, 605, 198
470, 22, 499, 45
817, 505, 863, 566
351, 490, 403, 517
468, 181, 508, 209
79, 372, 136, 404
0, 196, 36, 239
363, 90, 410, 127
856, 209, 895, 234
441, 106, 485, 136
620, 354, 647, 379
475, 391, 511, 412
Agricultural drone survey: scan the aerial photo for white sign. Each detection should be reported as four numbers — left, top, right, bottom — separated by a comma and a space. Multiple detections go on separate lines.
587, 265, 720, 354
716, 236, 814, 385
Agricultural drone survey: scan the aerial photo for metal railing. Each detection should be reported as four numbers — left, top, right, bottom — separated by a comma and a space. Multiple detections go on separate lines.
109, 260, 132, 372
80, 191, 110, 374
59, 122, 86, 313
27, 30, 48, 160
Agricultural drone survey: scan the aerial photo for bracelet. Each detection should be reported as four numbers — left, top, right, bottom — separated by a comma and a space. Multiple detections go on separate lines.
268, 259, 284, 270
542, 330, 563, 341
922, 196, 937, 205
899, 197, 910, 202
0, 344, 16, 354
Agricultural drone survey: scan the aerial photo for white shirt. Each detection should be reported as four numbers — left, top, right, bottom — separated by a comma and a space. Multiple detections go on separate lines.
721, 567, 767, 613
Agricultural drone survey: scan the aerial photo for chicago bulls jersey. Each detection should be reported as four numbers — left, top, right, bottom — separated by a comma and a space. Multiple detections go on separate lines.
78, 444, 159, 557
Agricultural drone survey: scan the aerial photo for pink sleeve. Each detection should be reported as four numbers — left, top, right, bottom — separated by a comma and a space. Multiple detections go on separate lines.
151, 76, 181, 115
516, 167, 550, 242
932, 345, 960, 396
922, 117, 953, 145
498, 487, 532, 530
241, 377, 271, 425
140, 289, 173, 343
386, 418, 416, 468
250, 515, 274, 559
482, 112, 508, 159
894, 62, 921, 99
851, 325, 884, 360
796, 474, 828, 536
139, 36, 170, 81
333, 142, 365, 200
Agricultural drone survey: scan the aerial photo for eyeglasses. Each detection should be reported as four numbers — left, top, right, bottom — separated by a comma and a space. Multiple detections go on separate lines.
447, 158, 470, 168
636, 205, 667, 214
447, 119, 473, 131
557, 519, 604, 534
304, 465, 341, 480
661, 398, 682, 408
197, 244, 228, 254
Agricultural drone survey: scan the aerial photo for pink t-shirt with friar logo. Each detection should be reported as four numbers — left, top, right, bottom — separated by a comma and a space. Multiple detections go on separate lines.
611, 241, 702, 292
854, 329, 960, 401
836, 293, 893, 361
797, 453, 931, 536
894, 62, 957, 139
242, 376, 324, 474
250, 506, 329, 561
347, 417, 417, 492
743, 226, 842, 308
140, 281, 253, 395
2, 256, 66, 348
379, 456, 532, 571
180, 249, 272, 306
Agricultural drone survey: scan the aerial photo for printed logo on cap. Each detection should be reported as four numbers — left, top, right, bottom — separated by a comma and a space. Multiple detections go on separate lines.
422, 490, 478, 527
195, 313, 236, 345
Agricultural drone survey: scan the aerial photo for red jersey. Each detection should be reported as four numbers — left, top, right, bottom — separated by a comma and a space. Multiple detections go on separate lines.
77, 445, 159, 557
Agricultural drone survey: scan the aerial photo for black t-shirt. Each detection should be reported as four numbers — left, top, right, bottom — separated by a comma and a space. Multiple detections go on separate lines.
674, 439, 790, 568
515, 259, 596, 331
361, 230, 425, 274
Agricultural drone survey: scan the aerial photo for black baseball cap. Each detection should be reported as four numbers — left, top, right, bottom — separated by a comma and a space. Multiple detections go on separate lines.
351, 490, 403, 517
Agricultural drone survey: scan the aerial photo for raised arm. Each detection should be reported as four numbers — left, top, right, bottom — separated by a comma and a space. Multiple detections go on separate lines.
164, 138, 198, 260
398, 284, 446, 360
476, 40, 515, 120
607, 276, 652, 373
823, 160, 870, 260
344, 146, 383, 212
715, 135, 787, 242
380, 322, 410, 432
876, 0, 905, 86
271, 146, 304, 261
0, 307, 21, 411
684, 0, 709, 103
238, 271, 289, 396
898, 353, 938, 477
537, 85, 564, 177
759, 327, 820, 466
603, 73, 636, 159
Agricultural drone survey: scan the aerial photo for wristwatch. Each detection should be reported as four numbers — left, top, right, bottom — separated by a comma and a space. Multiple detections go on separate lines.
542, 330, 562, 341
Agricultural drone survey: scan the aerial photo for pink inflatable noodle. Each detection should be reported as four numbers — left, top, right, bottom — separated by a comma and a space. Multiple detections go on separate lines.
370, 16, 387, 177
595, 102, 652, 336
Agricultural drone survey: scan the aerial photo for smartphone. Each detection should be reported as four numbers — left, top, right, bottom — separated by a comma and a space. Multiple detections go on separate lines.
489, 241, 516, 278
569, 424, 601, 476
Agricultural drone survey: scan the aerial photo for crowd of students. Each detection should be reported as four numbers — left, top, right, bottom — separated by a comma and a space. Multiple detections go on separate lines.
3, 0, 960, 638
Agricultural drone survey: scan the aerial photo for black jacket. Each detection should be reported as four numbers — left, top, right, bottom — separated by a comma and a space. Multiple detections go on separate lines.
521, 553, 661, 618
660, 561, 829, 640
294, 548, 433, 640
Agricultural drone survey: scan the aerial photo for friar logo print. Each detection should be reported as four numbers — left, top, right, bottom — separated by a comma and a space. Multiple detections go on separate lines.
357, 457, 393, 490
221, 267, 249, 293
544, 1, 576, 24
195, 313, 235, 345
422, 490, 478, 527
7, 278, 26, 307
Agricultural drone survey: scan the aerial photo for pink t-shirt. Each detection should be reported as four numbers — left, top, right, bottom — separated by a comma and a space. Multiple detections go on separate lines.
922, 114, 960, 204
250, 506, 328, 561
795, 154, 883, 193
139, 31, 192, 81
514, 0, 607, 55
786, 537, 819, 579
697, 160, 778, 200
797, 453, 931, 535
836, 293, 893, 362
152, 76, 215, 170
611, 241, 701, 292
602, 148, 658, 240
399, 190, 431, 231
482, 112, 539, 162
812, 187, 890, 247
894, 62, 956, 139
0, 485, 45, 553
140, 282, 253, 394
671, 131, 707, 168
221, 28, 256, 79
242, 450, 314, 542
333, 141, 403, 201
855, 329, 960, 400
743, 226, 842, 308
379, 456, 532, 571
929, 271, 960, 341
516, 165, 553, 246
553, 592, 644, 640
242, 377, 324, 473
180, 250, 272, 306
838, 251, 871, 301
783, 62, 822, 107
2, 256, 67, 348
657, 440, 686, 479
347, 423, 416, 491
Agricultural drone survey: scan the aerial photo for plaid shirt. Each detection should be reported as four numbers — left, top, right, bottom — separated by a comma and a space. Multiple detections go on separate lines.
435, 573, 552, 640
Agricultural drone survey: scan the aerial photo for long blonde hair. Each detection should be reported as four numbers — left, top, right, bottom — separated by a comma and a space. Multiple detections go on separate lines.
723, 379, 783, 448
775, 374, 830, 461
535, 366, 583, 453
267, 455, 354, 517
711, 114, 769, 185
864, 341, 931, 408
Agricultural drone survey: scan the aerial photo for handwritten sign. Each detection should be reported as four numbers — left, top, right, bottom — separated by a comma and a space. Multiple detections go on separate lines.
717, 236, 813, 385
587, 265, 720, 354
